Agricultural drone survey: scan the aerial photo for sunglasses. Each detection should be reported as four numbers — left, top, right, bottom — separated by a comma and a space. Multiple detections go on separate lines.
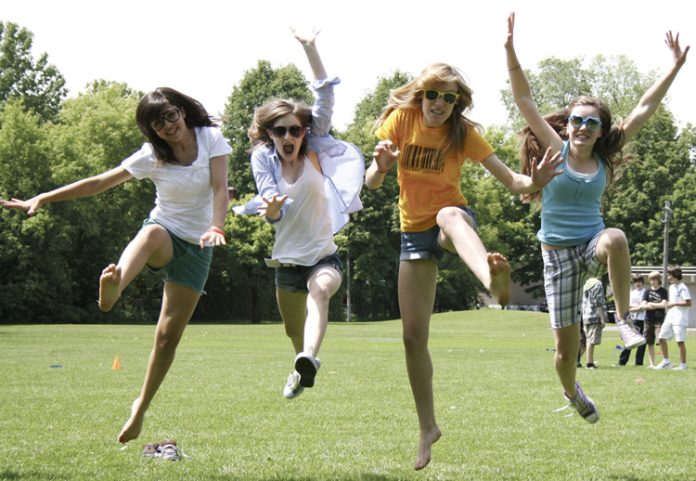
151, 108, 182, 131
568, 115, 602, 132
269, 125, 305, 138
423, 89, 460, 105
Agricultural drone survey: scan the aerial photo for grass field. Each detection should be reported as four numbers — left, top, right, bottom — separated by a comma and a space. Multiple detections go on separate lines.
1, 310, 694, 481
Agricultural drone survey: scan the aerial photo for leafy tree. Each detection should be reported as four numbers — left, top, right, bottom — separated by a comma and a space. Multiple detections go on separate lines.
0, 22, 67, 121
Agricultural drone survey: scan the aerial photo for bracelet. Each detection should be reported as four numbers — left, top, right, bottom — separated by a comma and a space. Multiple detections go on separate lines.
207, 226, 225, 235
377, 168, 390, 174
508, 64, 522, 71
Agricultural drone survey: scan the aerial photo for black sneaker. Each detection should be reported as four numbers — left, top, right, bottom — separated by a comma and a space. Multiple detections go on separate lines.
586, 363, 596, 369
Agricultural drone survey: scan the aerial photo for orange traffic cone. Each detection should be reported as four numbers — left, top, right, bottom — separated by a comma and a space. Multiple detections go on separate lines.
112, 355, 122, 371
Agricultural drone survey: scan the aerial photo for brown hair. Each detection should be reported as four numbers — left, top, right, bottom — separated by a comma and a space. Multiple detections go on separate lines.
248, 99, 313, 156
519, 96, 627, 203
136, 87, 215, 164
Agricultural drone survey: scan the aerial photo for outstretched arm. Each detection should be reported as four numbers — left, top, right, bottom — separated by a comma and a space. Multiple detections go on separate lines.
505, 13, 564, 153
621, 31, 689, 141
198, 155, 229, 248
482, 147, 563, 194
292, 27, 326, 81
365, 140, 399, 190
1, 166, 132, 216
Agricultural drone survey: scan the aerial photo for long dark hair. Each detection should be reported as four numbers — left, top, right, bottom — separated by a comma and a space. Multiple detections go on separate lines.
136, 87, 215, 164
247, 99, 313, 156
519, 96, 626, 203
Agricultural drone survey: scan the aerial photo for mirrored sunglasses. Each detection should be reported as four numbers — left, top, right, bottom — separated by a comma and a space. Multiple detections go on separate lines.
423, 89, 460, 105
269, 125, 305, 138
151, 108, 181, 131
568, 115, 602, 132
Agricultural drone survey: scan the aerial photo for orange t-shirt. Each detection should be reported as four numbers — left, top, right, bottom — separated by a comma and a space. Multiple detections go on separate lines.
376, 108, 494, 232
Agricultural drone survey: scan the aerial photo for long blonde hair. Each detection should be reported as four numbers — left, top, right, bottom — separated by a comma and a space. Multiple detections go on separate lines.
377, 63, 480, 156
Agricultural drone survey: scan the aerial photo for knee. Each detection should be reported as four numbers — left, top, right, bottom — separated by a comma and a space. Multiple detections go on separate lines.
155, 327, 183, 354
309, 283, 333, 306
436, 206, 471, 229
141, 225, 170, 247
602, 228, 629, 254
402, 327, 428, 353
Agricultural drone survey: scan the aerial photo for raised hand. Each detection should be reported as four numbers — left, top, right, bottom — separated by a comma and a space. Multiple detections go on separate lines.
373, 140, 400, 174
259, 193, 288, 221
291, 26, 320, 47
531, 147, 563, 190
665, 31, 689, 69
505, 12, 515, 49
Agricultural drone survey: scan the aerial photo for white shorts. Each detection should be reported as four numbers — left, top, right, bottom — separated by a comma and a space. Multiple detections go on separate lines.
657, 322, 688, 342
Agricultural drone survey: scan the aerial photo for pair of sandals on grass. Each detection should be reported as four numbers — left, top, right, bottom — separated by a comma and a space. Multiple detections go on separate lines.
141, 439, 189, 461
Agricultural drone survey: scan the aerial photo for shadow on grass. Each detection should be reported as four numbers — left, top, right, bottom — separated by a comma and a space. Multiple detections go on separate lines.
204, 474, 399, 481
0, 470, 68, 480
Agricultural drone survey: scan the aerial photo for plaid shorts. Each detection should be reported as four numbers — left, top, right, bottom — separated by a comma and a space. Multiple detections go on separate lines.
542, 232, 606, 329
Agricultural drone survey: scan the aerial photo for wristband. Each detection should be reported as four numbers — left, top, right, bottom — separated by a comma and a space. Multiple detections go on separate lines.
207, 226, 225, 235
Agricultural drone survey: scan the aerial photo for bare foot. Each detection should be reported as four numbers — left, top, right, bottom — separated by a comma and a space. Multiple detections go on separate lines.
98, 264, 121, 312
415, 425, 442, 470
487, 253, 511, 307
118, 398, 144, 444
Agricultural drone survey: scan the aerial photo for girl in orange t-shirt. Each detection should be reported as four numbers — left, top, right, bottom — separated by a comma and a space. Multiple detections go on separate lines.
365, 62, 561, 470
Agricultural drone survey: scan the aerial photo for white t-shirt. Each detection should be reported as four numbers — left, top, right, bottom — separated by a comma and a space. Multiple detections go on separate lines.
121, 126, 232, 244
664, 282, 692, 327
630, 287, 647, 321
272, 157, 336, 265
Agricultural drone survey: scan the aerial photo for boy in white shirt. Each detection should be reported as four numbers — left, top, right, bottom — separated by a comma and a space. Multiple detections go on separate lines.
655, 266, 692, 370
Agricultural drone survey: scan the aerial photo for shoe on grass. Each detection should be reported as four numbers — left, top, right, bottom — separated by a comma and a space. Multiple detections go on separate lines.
142, 443, 159, 458
294, 352, 321, 388
562, 382, 599, 424
283, 371, 305, 399
674, 363, 688, 370
159, 439, 185, 461
586, 363, 596, 369
655, 360, 672, 370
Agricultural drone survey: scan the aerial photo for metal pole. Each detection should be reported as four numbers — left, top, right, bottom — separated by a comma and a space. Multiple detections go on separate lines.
661, 200, 672, 288
345, 253, 351, 322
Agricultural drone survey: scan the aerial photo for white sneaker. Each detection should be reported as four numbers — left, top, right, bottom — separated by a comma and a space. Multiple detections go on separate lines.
283, 371, 304, 399
294, 352, 321, 388
616, 320, 646, 350
655, 360, 672, 370
558, 382, 599, 424
674, 363, 688, 370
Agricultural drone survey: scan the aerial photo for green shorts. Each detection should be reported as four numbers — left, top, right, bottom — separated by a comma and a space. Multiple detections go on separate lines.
143, 219, 213, 293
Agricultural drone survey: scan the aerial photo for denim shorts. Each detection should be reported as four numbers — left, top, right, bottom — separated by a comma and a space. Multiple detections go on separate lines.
143, 219, 213, 293
400, 206, 478, 262
275, 253, 343, 293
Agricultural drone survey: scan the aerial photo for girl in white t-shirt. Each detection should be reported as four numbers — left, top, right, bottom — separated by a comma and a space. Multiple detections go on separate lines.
245, 29, 363, 401
1, 88, 231, 443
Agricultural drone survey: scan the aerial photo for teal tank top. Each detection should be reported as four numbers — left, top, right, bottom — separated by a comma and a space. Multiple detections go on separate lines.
537, 141, 606, 247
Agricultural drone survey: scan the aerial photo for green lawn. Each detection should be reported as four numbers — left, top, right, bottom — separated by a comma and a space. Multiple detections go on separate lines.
0, 310, 694, 481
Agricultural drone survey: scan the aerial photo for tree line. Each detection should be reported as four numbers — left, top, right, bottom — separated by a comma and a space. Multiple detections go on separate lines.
1, 21, 695, 324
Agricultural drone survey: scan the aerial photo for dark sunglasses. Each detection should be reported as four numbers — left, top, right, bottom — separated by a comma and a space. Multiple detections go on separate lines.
423, 89, 460, 105
269, 125, 305, 138
568, 115, 602, 132
151, 108, 181, 131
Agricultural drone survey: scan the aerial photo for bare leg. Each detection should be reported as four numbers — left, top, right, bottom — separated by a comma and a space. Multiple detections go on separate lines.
586, 343, 595, 365
277, 288, 308, 354
677, 341, 687, 364
553, 324, 581, 398
647, 342, 656, 366
118, 281, 200, 443
436, 207, 510, 306
595, 228, 631, 320
660, 339, 670, 361
99, 224, 173, 311
399, 260, 442, 470
303, 267, 342, 357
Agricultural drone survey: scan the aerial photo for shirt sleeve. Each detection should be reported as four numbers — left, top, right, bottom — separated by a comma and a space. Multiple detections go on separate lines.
121, 143, 156, 179
250, 147, 288, 221
375, 109, 401, 143
310, 77, 340, 138
463, 127, 495, 163
206, 127, 233, 158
